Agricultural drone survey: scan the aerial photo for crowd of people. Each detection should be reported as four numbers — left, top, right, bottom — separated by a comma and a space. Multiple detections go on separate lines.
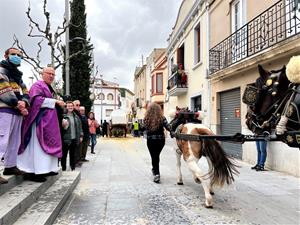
0, 47, 101, 184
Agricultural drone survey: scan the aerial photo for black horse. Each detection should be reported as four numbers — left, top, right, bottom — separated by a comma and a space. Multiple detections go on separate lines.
243, 65, 300, 147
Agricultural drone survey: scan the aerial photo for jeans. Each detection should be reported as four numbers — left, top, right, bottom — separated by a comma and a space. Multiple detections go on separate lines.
256, 140, 267, 167
90, 134, 97, 152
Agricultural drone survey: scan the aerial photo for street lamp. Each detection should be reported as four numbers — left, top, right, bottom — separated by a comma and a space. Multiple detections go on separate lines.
65, 0, 87, 95
65, 0, 70, 95
100, 74, 104, 124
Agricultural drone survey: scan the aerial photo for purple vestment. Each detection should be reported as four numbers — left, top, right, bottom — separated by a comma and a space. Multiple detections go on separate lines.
19, 80, 62, 157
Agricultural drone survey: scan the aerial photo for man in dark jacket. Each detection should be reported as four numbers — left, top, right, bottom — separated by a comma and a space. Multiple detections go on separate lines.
61, 101, 83, 171
102, 120, 109, 137
79, 106, 89, 161
72, 100, 82, 166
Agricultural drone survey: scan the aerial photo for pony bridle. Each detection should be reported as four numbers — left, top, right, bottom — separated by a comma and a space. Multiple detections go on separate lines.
262, 71, 281, 96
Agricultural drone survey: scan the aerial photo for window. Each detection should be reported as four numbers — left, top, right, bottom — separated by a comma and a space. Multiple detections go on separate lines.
230, 0, 246, 62
107, 93, 113, 100
194, 23, 201, 64
97, 93, 105, 100
192, 95, 202, 112
106, 109, 113, 117
233, 1, 240, 31
156, 73, 163, 93
152, 75, 155, 95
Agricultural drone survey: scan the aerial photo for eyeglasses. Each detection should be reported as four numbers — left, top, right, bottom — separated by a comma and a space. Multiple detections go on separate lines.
75, 104, 80, 106
10, 53, 23, 58
45, 72, 55, 76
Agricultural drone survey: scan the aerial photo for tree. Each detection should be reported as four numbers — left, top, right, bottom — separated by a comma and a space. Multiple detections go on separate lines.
13, 0, 88, 94
68, 0, 93, 112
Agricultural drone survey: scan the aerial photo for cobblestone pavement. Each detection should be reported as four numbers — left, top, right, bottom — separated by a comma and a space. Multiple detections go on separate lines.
54, 136, 300, 225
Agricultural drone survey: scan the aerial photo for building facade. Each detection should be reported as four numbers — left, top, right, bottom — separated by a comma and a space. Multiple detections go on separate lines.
92, 78, 120, 124
133, 65, 147, 120
209, 0, 300, 176
165, 0, 210, 125
119, 87, 135, 123
145, 48, 167, 112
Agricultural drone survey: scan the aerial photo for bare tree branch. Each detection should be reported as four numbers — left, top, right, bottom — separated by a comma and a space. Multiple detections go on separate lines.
13, 0, 90, 81
36, 39, 43, 66
26, 0, 46, 36
13, 35, 43, 72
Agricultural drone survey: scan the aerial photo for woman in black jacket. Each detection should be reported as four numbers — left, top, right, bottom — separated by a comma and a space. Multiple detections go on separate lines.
143, 103, 171, 183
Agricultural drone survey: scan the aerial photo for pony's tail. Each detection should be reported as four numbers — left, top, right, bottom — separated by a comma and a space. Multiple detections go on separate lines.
202, 139, 239, 187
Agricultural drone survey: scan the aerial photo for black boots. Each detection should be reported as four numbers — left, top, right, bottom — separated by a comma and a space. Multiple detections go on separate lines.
3, 167, 25, 176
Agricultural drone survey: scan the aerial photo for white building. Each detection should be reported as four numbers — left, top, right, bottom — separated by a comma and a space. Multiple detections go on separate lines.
119, 87, 135, 123
91, 78, 120, 123
90, 78, 135, 124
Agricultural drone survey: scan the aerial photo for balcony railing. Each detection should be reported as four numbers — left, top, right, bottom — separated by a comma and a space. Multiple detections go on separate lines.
209, 0, 300, 74
167, 71, 188, 96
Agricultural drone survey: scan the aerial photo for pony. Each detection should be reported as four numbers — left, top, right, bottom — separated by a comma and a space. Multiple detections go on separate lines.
169, 108, 239, 208
244, 61, 300, 147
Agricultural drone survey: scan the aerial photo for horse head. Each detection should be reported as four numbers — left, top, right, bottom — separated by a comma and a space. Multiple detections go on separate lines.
244, 65, 291, 134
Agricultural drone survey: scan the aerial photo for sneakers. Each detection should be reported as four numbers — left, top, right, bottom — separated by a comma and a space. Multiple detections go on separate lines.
256, 165, 265, 171
153, 175, 160, 183
0, 176, 8, 184
3, 167, 25, 176
91, 151, 95, 154
251, 164, 259, 170
251, 164, 265, 171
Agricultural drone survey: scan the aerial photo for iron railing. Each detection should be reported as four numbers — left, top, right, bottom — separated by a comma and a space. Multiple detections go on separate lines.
168, 71, 188, 90
209, 0, 300, 74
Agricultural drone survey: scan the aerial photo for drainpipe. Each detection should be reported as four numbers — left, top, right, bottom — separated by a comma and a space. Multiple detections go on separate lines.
205, 0, 212, 129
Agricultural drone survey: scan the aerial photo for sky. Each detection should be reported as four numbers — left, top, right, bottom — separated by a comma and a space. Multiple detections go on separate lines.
0, 0, 182, 91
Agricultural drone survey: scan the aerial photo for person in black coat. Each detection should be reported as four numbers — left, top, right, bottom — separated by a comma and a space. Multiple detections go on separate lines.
79, 106, 90, 161
143, 103, 171, 183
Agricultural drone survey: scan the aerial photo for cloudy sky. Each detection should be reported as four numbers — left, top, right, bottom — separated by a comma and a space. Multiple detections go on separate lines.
0, 0, 182, 91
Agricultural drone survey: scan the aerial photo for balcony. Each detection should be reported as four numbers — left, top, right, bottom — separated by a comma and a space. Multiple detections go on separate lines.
209, 0, 300, 74
167, 71, 188, 96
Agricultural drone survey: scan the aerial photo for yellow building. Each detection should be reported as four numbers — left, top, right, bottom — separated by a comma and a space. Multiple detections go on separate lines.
133, 65, 147, 120
150, 50, 167, 112
209, 0, 300, 176
165, 0, 210, 125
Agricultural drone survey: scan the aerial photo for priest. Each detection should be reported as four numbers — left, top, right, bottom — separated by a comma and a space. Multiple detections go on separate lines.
18, 67, 65, 182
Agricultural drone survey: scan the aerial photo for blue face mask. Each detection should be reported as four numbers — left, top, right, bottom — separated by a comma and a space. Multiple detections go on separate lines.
8, 55, 22, 66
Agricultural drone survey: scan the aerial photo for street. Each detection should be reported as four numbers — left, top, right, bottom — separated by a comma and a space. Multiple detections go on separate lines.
54, 136, 300, 225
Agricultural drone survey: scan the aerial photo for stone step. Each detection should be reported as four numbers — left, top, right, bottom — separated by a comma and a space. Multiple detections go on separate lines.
0, 168, 25, 196
0, 173, 61, 225
13, 171, 80, 225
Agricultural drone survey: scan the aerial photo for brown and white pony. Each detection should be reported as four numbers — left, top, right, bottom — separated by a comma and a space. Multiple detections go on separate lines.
169, 111, 239, 208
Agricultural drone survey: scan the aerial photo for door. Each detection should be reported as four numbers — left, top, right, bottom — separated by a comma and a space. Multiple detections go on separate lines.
220, 88, 242, 159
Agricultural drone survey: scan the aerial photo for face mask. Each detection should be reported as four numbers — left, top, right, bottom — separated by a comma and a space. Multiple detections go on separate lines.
8, 55, 21, 66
